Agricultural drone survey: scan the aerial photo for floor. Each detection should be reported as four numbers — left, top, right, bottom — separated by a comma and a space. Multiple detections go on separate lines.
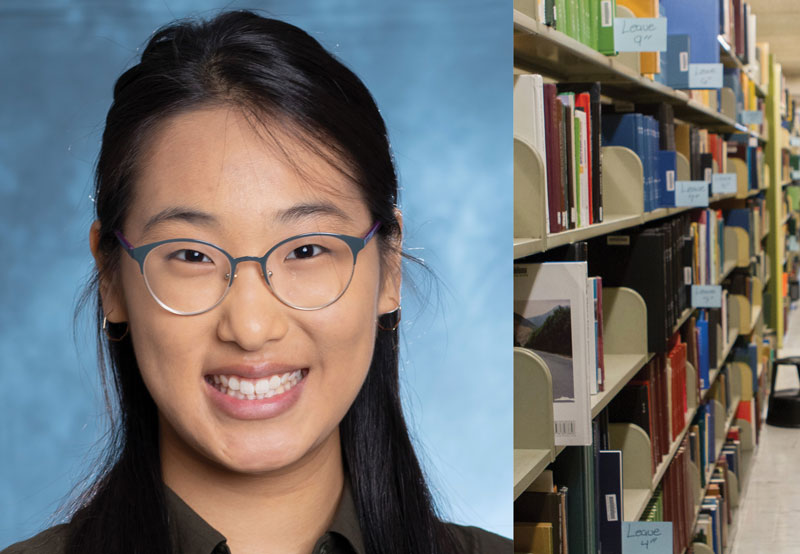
729, 302, 800, 554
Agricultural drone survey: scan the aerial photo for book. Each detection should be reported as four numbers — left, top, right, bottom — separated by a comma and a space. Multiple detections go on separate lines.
514, 522, 554, 554
514, 491, 566, 554
514, 262, 593, 445
660, 0, 721, 64
598, 450, 623, 554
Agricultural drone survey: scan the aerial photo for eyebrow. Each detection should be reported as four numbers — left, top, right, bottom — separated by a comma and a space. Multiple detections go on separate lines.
275, 202, 353, 224
142, 207, 220, 235
141, 202, 353, 234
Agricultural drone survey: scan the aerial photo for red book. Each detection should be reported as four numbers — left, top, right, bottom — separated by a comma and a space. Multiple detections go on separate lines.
542, 84, 562, 233
736, 399, 754, 424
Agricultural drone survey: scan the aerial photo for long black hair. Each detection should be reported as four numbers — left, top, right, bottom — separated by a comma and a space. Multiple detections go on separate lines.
69, 10, 457, 554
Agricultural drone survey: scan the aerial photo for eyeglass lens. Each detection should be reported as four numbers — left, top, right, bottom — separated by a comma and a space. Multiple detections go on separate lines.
141, 235, 357, 314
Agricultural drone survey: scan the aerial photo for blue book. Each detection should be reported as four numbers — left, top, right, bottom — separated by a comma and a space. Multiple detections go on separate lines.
726, 208, 752, 233
732, 343, 759, 393
722, 446, 739, 477
603, 113, 646, 211
701, 498, 721, 554
706, 401, 716, 466
696, 317, 711, 389
660, 0, 720, 64
724, 67, 744, 114
598, 450, 623, 554
662, 34, 691, 88
659, 150, 677, 208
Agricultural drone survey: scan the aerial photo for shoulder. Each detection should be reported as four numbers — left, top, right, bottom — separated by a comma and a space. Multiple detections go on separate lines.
1, 525, 69, 554
445, 523, 513, 553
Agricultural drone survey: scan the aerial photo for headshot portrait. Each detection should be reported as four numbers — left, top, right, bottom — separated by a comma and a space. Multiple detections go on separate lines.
0, 1, 510, 552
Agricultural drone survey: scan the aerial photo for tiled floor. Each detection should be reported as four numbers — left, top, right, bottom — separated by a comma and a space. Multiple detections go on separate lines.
729, 303, 800, 554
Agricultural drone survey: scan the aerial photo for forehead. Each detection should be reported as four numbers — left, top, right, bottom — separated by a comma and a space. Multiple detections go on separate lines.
127, 106, 368, 236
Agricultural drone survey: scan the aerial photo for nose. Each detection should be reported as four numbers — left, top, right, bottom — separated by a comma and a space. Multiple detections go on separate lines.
215, 259, 289, 351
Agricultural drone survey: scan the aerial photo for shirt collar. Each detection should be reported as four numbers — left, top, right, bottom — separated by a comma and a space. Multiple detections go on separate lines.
164, 481, 366, 554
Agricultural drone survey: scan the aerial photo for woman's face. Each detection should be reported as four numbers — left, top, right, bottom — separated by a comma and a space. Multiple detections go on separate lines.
94, 106, 400, 474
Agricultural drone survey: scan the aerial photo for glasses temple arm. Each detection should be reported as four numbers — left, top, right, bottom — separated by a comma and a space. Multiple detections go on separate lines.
362, 221, 381, 243
114, 230, 136, 257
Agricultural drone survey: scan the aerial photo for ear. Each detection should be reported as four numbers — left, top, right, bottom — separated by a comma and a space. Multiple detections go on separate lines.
90, 220, 129, 323
377, 209, 402, 315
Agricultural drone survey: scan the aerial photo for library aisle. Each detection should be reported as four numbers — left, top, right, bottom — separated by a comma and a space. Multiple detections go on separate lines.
730, 303, 800, 554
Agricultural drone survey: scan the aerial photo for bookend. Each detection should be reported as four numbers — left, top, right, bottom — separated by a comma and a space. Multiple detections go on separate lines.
720, 87, 737, 121
608, 422, 652, 521
676, 151, 691, 181
724, 226, 750, 272
514, 347, 556, 498
601, 146, 645, 218
514, 136, 546, 242
729, 157, 750, 199
692, 541, 715, 554
766, 357, 800, 428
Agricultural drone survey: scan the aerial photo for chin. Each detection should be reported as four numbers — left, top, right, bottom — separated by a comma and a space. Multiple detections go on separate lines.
211, 429, 334, 476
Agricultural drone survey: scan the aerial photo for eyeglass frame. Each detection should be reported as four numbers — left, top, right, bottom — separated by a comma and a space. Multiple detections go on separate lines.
113, 221, 382, 315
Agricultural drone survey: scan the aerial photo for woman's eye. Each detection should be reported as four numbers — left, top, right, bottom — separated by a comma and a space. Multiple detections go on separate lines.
286, 244, 327, 260
171, 249, 212, 263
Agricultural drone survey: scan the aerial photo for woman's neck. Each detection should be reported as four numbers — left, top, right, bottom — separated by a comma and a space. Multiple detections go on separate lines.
160, 420, 345, 554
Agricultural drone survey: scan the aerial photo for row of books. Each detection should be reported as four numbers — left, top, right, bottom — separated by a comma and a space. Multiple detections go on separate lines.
513, 76, 604, 233
607, 342, 689, 475
514, 213, 763, 446
514, 259, 606, 446
690, 430, 746, 554
514, 410, 620, 554
515, 77, 768, 238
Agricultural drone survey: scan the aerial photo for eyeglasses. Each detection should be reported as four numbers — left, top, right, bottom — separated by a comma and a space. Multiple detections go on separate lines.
115, 222, 381, 315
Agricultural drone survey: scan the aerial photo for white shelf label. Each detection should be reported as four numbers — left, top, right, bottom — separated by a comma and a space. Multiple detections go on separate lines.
623, 522, 673, 554
790, 137, 800, 147
675, 181, 709, 207
692, 285, 723, 308
688, 63, 724, 89
614, 18, 667, 52
712, 173, 738, 195
740, 110, 764, 125
792, 170, 800, 180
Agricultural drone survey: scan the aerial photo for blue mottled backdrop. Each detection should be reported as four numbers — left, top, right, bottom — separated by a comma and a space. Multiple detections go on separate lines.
0, 0, 511, 544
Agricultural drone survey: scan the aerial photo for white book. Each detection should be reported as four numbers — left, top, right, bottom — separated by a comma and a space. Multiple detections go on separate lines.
747, 12, 757, 68
514, 262, 593, 446
513, 74, 549, 232
585, 274, 598, 395
576, 108, 590, 228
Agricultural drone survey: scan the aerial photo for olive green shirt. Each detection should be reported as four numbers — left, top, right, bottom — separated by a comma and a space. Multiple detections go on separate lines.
2, 486, 511, 553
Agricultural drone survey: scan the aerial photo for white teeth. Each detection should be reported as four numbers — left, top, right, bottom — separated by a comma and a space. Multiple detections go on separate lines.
213, 369, 306, 400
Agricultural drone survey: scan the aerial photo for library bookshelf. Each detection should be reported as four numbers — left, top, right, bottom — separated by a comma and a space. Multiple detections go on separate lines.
512, 3, 799, 553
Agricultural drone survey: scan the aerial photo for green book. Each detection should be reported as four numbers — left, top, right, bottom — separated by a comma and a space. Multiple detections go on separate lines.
567, 0, 579, 41
555, 0, 568, 34
596, 0, 617, 55
579, 0, 592, 47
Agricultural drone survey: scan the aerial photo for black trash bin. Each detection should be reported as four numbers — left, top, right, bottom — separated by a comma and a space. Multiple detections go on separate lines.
767, 357, 800, 428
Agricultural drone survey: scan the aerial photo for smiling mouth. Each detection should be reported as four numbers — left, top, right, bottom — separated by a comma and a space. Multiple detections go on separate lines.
205, 369, 308, 400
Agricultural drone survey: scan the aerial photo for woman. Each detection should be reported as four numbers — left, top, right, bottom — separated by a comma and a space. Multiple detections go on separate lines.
2, 10, 509, 554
